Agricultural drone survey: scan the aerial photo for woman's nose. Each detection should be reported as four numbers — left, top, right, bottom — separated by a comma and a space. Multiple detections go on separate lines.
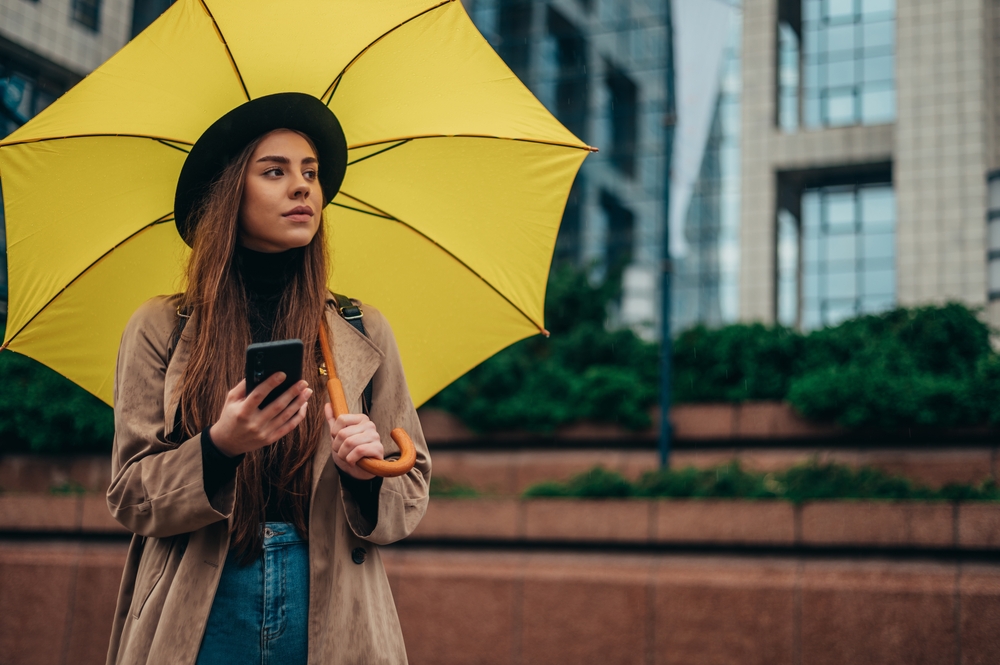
291, 178, 311, 198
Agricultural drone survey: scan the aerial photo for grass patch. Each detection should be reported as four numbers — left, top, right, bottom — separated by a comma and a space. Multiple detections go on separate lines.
521, 461, 1000, 503
429, 476, 479, 498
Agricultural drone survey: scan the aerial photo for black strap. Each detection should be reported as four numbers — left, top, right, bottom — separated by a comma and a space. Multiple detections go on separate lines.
330, 293, 374, 416
169, 305, 192, 363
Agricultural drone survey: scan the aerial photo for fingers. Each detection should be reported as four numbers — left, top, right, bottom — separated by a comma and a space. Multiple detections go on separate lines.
262, 385, 312, 441
344, 441, 384, 466
271, 401, 310, 441
244, 372, 289, 409
228, 379, 248, 402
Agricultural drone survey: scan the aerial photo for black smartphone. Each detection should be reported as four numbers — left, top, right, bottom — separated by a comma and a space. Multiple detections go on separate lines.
245, 339, 304, 409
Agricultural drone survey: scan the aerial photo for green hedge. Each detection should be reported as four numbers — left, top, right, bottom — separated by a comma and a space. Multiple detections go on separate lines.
676, 304, 1000, 428
0, 325, 114, 453
522, 463, 1000, 503
435, 265, 1000, 432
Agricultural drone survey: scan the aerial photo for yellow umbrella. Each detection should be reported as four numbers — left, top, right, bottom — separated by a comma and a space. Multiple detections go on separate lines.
0, 0, 591, 415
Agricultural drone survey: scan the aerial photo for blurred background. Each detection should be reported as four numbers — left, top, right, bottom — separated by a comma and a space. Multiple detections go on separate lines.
1, 0, 1000, 663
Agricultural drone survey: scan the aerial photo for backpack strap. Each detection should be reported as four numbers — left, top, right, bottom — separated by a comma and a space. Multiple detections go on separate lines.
169, 304, 192, 363
329, 293, 374, 416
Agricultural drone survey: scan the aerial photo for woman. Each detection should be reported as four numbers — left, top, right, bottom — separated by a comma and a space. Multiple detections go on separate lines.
105, 93, 431, 665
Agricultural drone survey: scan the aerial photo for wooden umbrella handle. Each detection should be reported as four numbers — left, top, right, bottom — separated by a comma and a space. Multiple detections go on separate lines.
319, 324, 417, 478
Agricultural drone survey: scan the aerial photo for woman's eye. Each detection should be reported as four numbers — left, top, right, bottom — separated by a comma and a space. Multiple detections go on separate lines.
264, 167, 283, 176
304, 170, 318, 180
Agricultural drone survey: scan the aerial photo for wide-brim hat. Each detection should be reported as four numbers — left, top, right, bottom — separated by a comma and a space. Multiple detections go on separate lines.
174, 92, 347, 246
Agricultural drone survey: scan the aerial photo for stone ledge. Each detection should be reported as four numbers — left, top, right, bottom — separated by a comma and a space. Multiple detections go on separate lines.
412, 497, 1000, 550
5, 494, 999, 551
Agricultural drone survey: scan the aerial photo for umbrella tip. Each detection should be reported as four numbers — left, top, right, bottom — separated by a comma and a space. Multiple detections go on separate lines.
541, 328, 551, 338
0, 341, 9, 353
588, 145, 599, 153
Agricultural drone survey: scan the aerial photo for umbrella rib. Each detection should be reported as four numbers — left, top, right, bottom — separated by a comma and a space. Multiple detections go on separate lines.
0, 133, 195, 149
322, 0, 455, 104
157, 139, 191, 154
0, 215, 175, 352
346, 140, 411, 166
337, 191, 547, 335
330, 201, 394, 220
198, 0, 251, 102
349, 134, 597, 153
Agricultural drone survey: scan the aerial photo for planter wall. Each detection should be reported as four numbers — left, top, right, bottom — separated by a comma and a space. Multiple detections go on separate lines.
2, 542, 998, 665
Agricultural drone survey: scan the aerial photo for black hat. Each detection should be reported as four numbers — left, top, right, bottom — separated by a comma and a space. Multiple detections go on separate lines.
173, 92, 348, 246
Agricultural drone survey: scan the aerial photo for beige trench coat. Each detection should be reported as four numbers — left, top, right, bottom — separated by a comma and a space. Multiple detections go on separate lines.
105, 294, 431, 665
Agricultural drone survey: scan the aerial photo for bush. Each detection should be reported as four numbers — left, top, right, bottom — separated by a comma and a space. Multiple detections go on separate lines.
788, 305, 995, 428
0, 327, 114, 453
524, 461, 999, 503
430, 266, 659, 432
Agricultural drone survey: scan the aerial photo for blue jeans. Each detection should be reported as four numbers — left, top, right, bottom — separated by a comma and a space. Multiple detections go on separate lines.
196, 523, 309, 665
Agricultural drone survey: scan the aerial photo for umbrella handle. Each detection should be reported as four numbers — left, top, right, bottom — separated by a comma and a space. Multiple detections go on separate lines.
320, 325, 417, 479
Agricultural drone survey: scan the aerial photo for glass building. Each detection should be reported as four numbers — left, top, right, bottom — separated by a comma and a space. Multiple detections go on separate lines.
468, 0, 674, 339
672, 4, 742, 332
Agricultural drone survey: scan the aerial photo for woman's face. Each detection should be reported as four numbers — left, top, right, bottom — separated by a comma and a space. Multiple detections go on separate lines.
238, 129, 322, 253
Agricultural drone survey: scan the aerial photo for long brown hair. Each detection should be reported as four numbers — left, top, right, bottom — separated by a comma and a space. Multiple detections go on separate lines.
177, 133, 330, 562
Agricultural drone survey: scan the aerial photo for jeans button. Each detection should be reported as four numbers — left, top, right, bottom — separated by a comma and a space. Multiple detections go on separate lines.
264, 527, 274, 538
352, 547, 367, 564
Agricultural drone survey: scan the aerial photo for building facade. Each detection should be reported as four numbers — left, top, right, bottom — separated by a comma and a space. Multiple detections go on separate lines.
740, 0, 1000, 331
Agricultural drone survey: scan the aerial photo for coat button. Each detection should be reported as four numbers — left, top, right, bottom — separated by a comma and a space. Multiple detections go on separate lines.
351, 547, 367, 564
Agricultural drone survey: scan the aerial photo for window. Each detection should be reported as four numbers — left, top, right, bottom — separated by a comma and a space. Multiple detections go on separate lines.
778, 21, 800, 131
781, 0, 895, 130
498, 1, 533, 81
553, 175, 585, 265
989, 171, 1000, 301
780, 182, 896, 329
547, 8, 589, 141
131, 0, 174, 38
601, 190, 634, 279
72, 0, 102, 32
605, 64, 637, 176
0, 57, 70, 314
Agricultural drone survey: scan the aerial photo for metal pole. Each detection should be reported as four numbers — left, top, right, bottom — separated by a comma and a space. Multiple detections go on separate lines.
659, 0, 677, 468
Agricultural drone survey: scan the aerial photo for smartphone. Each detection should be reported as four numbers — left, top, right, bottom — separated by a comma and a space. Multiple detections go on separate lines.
245, 339, 304, 409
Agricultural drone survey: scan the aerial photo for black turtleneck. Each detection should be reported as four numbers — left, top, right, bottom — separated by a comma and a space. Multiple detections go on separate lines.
199, 244, 382, 530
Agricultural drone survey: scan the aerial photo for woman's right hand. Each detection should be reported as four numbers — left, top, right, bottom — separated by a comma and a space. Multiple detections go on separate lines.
208, 373, 313, 457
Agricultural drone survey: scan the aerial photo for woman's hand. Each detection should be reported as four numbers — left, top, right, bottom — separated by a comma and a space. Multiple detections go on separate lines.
209, 373, 313, 457
324, 405, 384, 480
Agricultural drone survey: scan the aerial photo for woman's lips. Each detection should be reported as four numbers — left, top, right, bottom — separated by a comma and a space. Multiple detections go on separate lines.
283, 206, 314, 222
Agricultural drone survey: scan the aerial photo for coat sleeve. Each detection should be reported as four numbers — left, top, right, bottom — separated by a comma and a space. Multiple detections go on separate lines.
106, 297, 236, 538
340, 306, 431, 545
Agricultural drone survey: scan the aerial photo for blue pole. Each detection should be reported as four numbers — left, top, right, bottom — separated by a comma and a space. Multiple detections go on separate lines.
659, 0, 677, 468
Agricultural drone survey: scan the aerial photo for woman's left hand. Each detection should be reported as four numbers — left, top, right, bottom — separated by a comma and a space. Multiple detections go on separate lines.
324, 405, 384, 480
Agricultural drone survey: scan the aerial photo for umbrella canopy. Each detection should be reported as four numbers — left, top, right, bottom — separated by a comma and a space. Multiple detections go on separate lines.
0, 0, 590, 407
